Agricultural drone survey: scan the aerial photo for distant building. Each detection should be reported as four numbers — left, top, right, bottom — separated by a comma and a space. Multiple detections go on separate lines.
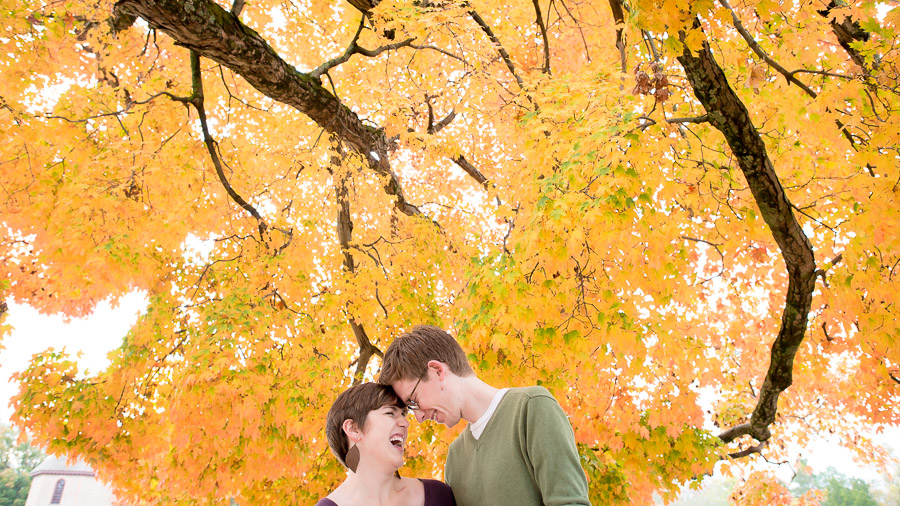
24, 455, 116, 506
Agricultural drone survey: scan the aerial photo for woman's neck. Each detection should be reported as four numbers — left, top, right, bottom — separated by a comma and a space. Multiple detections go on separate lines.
332, 466, 405, 505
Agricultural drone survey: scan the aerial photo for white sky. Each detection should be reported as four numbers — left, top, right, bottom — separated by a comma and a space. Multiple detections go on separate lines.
0, 292, 147, 421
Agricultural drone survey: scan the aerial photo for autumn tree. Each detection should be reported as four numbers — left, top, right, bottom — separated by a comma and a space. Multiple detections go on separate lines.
0, 423, 45, 506
1, 0, 898, 504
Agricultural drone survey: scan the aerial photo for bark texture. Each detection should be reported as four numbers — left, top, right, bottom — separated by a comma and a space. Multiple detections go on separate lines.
113, 0, 422, 218
677, 38, 817, 443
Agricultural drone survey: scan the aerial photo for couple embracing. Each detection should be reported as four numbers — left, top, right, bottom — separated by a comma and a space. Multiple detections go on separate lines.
316, 325, 591, 506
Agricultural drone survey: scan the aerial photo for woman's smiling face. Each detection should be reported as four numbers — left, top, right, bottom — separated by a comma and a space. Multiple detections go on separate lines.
356, 403, 410, 471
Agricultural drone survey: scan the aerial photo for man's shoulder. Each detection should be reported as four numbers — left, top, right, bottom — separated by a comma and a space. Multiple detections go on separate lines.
505, 385, 557, 402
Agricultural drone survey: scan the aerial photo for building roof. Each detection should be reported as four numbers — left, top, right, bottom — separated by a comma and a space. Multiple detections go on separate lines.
30, 455, 96, 478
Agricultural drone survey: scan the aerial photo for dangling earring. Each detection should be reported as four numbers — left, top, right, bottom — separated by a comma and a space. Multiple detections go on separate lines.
345, 443, 360, 473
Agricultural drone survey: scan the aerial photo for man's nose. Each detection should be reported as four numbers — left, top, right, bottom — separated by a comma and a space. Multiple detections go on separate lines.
414, 409, 425, 423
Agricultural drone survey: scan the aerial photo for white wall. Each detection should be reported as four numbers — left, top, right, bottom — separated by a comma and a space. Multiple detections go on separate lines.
24, 473, 115, 506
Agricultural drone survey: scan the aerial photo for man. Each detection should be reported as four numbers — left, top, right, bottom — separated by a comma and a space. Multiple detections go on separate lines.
378, 325, 591, 506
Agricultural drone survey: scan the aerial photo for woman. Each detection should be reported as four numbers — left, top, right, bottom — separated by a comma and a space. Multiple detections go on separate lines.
316, 382, 456, 506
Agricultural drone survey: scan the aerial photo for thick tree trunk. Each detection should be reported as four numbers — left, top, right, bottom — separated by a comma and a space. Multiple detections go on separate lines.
113, 0, 422, 218
677, 37, 817, 443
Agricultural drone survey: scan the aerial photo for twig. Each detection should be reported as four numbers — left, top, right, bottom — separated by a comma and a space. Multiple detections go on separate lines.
556, 0, 590, 62
409, 44, 465, 63
681, 235, 725, 282
717, 0, 817, 98
642, 30, 660, 61
790, 68, 852, 80
45, 91, 189, 124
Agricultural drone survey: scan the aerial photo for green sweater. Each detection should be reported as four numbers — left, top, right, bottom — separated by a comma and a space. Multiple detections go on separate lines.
444, 386, 591, 506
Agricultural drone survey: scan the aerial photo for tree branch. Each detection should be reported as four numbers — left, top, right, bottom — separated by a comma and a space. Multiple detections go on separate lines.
426, 95, 457, 134
717, 0, 817, 99
310, 17, 416, 79
231, 0, 245, 17
726, 440, 768, 459
331, 155, 384, 383
113, 0, 427, 221
532, 0, 551, 75
410, 44, 466, 63
188, 51, 268, 239
818, 0, 870, 70
452, 154, 489, 189
678, 22, 817, 444
608, 0, 627, 75
718, 422, 751, 443
467, 6, 524, 88
667, 114, 709, 124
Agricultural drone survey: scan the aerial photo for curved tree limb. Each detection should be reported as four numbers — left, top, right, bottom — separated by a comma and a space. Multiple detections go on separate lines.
187, 51, 268, 239
113, 0, 426, 221
717, 422, 751, 444
677, 24, 817, 444
426, 96, 457, 134
726, 440, 768, 460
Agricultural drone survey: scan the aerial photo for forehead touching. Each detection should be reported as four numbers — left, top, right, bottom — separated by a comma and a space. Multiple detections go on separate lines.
379, 399, 408, 414
378, 324, 474, 385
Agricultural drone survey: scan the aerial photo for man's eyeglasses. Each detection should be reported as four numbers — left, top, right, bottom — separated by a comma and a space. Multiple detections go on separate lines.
405, 366, 429, 411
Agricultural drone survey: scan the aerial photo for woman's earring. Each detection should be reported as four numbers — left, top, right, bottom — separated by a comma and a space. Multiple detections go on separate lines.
345, 443, 360, 473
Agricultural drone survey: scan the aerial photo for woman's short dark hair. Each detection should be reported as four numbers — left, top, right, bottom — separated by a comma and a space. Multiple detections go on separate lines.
325, 382, 405, 468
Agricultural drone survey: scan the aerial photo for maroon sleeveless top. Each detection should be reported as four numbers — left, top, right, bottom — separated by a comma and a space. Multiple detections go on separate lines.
314, 479, 455, 506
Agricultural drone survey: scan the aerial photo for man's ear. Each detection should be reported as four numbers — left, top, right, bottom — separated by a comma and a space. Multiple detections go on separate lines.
342, 419, 360, 440
428, 359, 447, 380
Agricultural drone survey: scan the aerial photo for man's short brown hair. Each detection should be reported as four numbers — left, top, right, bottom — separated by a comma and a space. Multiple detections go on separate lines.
378, 324, 474, 385
325, 382, 405, 468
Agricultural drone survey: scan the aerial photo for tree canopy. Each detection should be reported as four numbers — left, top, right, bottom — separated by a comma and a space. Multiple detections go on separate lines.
1, 0, 898, 504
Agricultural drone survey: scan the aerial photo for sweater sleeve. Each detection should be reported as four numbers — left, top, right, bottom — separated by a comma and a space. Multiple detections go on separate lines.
524, 393, 591, 506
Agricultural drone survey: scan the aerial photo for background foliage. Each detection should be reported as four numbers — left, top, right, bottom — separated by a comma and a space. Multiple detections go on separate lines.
1, 0, 899, 504
0, 423, 45, 506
